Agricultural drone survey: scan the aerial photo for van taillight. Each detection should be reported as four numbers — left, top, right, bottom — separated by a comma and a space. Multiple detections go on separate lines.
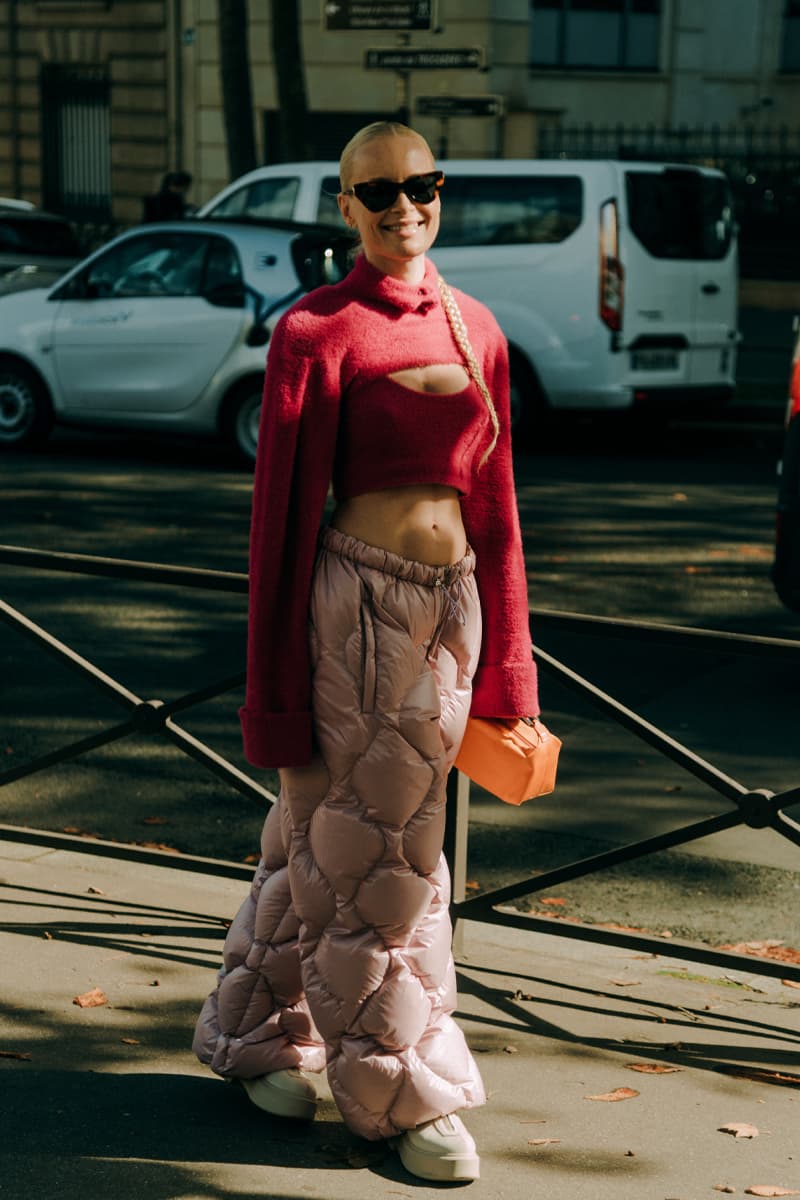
789, 334, 800, 424
599, 199, 624, 332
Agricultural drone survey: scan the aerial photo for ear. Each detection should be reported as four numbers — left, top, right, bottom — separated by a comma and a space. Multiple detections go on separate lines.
337, 191, 355, 228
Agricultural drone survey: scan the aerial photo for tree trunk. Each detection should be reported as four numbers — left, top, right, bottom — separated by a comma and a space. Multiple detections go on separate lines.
270, 0, 311, 161
217, 0, 257, 179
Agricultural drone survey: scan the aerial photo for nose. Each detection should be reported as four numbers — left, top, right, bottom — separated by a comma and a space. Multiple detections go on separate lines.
388, 188, 417, 214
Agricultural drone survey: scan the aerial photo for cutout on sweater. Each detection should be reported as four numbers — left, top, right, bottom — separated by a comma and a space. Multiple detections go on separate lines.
388, 364, 470, 395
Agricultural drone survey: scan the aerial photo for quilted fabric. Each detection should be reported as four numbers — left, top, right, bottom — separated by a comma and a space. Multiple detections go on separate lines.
193, 528, 486, 1138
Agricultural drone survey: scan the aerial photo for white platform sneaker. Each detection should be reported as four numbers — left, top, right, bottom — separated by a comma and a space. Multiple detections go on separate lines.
240, 1069, 318, 1121
395, 1112, 480, 1182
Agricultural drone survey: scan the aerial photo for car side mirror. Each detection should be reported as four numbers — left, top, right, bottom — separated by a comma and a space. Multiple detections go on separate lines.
205, 281, 246, 308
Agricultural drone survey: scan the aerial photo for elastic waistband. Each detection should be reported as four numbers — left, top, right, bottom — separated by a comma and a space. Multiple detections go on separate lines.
320, 525, 475, 587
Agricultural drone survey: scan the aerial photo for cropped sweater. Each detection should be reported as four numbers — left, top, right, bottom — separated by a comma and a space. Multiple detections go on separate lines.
240, 254, 539, 768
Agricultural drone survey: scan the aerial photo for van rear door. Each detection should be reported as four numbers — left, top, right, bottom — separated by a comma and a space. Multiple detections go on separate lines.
621, 166, 737, 386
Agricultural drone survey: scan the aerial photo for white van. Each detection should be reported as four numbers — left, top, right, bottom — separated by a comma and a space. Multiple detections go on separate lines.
197, 159, 738, 433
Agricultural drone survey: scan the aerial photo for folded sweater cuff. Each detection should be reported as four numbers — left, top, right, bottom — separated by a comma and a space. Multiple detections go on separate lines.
239, 706, 313, 769
469, 660, 540, 720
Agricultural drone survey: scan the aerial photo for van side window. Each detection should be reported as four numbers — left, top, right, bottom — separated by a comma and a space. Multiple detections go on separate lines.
626, 171, 734, 261
318, 178, 343, 226
208, 177, 300, 221
436, 176, 583, 247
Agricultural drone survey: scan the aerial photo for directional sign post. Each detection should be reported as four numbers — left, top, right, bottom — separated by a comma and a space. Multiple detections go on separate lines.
323, 1, 434, 31
364, 47, 484, 70
416, 95, 504, 118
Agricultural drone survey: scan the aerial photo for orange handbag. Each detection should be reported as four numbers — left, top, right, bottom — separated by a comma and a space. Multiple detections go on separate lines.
454, 716, 562, 806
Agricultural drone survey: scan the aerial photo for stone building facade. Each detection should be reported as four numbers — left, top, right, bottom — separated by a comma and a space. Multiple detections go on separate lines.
1, 0, 799, 224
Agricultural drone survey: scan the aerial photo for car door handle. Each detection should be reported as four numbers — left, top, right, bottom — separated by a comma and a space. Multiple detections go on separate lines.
701, 282, 720, 294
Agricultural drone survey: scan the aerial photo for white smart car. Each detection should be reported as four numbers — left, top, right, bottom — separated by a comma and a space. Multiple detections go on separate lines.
0, 218, 352, 462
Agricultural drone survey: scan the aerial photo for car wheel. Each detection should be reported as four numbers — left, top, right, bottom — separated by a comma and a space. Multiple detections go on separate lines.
224, 385, 261, 465
0, 361, 53, 449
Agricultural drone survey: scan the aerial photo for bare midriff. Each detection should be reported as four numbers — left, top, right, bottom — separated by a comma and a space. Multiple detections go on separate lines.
331, 484, 467, 567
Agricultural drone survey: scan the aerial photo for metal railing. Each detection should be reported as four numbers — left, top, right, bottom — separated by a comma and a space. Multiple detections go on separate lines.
2, 542, 799, 982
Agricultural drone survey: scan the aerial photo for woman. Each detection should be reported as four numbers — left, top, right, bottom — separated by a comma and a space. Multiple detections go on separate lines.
193, 121, 539, 1184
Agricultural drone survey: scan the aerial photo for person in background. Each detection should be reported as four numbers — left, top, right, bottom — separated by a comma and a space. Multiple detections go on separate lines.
193, 121, 540, 1184
142, 171, 195, 222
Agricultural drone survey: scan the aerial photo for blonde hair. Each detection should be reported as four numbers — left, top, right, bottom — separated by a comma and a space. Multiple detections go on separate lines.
338, 121, 433, 191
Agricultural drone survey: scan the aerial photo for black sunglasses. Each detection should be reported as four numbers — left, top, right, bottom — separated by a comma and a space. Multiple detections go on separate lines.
343, 170, 445, 213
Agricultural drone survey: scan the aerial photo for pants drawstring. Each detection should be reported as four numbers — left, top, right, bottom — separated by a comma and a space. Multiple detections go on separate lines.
427, 569, 466, 661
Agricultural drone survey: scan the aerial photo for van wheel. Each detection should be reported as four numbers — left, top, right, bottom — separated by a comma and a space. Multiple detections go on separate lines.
0, 360, 53, 449
223, 384, 261, 465
509, 351, 546, 448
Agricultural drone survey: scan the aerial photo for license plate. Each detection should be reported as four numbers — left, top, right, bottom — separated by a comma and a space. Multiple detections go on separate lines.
631, 349, 679, 371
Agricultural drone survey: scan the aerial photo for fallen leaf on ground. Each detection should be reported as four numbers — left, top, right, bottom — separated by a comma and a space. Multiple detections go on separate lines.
624, 1150, 636, 1157
745, 1188, 800, 1197
519, 1119, 547, 1125
626, 1063, 682, 1074
142, 816, 170, 825
585, 1087, 639, 1102
73, 987, 108, 1008
528, 1138, 561, 1146
610, 978, 641, 987
782, 979, 800, 990
0, 1050, 31, 1061
43, 931, 52, 940
87, 886, 105, 895
465, 880, 481, 891
120, 1038, 140, 1045
713, 1187, 736, 1194
719, 941, 800, 965
718, 1122, 759, 1139
502, 1045, 518, 1054
242, 853, 260, 864
540, 897, 567, 906
511, 989, 535, 1001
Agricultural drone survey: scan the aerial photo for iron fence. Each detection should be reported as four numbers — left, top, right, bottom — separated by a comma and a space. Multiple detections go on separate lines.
1, 542, 799, 983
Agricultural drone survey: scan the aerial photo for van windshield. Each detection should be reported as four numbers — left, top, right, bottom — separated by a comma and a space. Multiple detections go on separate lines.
625, 169, 734, 260
434, 176, 583, 247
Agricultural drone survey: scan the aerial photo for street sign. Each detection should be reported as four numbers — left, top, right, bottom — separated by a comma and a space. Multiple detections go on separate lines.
417, 95, 504, 118
323, 1, 434, 31
364, 47, 484, 70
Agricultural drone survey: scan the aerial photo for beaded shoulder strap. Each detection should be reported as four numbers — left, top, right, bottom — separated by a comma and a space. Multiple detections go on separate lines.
437, 275, 500, 459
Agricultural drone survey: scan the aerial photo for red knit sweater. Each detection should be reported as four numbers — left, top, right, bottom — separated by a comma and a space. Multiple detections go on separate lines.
240, 254, 539, 768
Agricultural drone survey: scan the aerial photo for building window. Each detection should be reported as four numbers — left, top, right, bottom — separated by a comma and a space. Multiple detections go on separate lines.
41, 65, 111, 219
781, 0, 800, 71
530, 0, 661, 71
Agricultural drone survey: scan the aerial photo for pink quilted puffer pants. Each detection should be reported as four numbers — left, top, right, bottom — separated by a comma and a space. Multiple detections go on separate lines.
193, 527, 486, 1140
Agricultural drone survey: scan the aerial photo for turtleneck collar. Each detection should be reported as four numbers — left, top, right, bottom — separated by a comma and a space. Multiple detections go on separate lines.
348, 253, 439, 314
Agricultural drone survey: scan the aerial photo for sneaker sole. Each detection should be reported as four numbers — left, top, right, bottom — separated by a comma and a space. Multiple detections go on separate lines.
239, 1077, 317, 1121
396, 1140, 480, 1182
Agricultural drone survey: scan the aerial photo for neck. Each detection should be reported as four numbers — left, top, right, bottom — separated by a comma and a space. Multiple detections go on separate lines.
365, 252, 427, 285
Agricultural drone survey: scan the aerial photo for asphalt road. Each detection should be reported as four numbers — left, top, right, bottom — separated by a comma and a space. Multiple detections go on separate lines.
1, 418, 798, 951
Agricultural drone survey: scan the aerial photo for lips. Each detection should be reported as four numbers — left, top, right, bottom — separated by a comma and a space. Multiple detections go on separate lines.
382, 220, 424, 233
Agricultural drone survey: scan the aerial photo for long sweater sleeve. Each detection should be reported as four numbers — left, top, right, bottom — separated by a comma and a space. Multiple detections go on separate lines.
459, 308, 540, 718
239, 308, 341, 768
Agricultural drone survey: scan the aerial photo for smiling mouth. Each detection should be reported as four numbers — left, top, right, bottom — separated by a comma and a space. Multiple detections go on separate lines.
382, 220, 424, 233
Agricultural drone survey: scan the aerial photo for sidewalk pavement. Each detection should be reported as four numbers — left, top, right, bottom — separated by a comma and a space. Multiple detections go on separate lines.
0, 836, 797, 1200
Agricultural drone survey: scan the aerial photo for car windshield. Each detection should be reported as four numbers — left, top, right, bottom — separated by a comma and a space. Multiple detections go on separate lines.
0, 215, 81, 256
